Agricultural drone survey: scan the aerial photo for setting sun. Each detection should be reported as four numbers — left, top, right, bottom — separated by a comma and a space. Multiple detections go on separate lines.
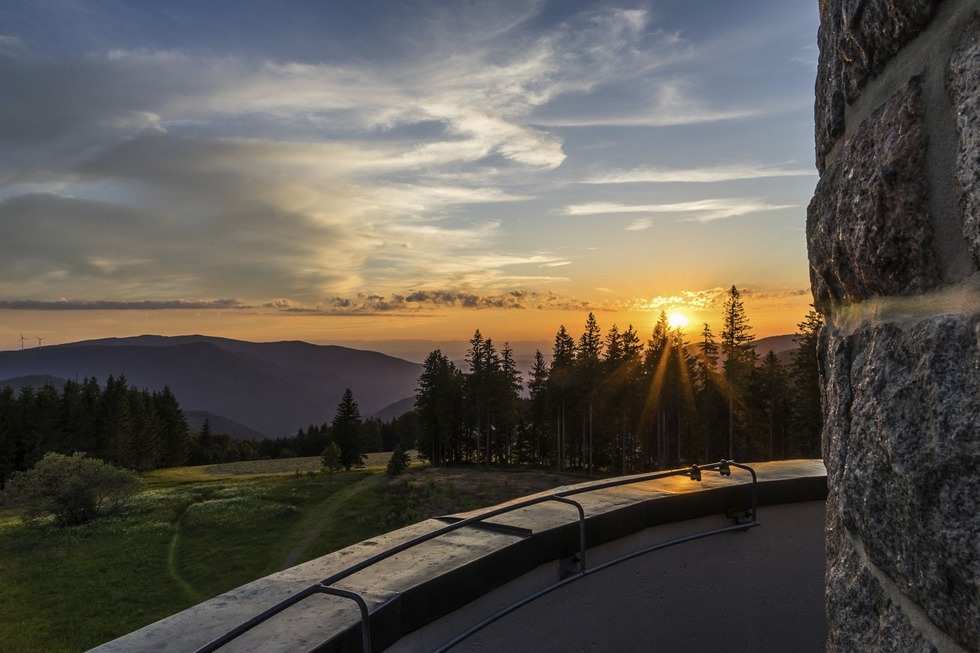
667, 312, 689, 330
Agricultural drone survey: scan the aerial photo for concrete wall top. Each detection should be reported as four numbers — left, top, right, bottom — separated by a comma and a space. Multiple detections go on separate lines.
93, 460, 826, 652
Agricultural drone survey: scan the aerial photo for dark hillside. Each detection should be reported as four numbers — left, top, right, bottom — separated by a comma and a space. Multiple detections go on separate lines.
0, 336, 421, 437
0, 374, 69, 390
184, 411, 267, 441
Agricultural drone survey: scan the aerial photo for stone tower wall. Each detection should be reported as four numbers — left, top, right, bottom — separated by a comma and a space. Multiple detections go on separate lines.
809, 0, 980, 650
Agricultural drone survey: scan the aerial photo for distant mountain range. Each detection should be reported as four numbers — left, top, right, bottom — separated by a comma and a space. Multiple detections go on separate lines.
0, 335, 422, 438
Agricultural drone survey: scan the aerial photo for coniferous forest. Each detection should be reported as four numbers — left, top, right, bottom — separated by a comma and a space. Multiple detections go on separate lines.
415, 286, 824, 473
0, 285, 823, 487
0, 377, 196, 489
0, 374, 400, 489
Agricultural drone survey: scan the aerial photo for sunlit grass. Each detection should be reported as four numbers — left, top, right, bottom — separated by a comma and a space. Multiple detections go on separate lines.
0, 467, 366, 651
0, 458, 578, 651
0, 512, 185, 652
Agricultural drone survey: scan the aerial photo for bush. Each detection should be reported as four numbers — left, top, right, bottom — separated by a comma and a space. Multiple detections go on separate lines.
1, 452, 141, 526
321, 442, 342, 474
386, 442, 410, 477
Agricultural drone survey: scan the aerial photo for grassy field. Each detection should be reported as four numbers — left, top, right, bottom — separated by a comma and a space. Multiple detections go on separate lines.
0, 456, 584, 652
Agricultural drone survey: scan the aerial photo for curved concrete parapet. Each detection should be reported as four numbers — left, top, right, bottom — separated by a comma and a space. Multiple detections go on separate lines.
93, 460, 826, 652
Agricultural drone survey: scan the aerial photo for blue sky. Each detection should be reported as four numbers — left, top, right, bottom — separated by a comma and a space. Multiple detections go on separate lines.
0, 0, 819, 347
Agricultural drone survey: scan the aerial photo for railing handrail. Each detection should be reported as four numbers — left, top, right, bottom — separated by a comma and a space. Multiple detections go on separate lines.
195, 460, 758, 653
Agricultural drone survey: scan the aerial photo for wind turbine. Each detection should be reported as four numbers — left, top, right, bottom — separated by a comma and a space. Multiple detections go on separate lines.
18, 333, 26, 350
36, 336, 46, 347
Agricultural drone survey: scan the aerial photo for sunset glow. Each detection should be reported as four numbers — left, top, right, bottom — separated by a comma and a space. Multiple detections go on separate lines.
0, 0, 819, 354
667, 312, 690, 331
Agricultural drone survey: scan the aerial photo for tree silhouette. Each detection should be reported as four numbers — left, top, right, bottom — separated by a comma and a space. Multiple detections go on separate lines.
721, 285, 756, 459
331, 388, 364, 470
548, 325, 576, 471
789, 308, 824, 457
415, 350, 465, 465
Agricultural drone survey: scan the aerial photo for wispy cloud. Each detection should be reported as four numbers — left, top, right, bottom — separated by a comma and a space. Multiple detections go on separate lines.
533, 106, 758, 128
0, 299, 246, 310
582, 163, 815, 184
531, 77, 760, 128
563, 198, 796, 223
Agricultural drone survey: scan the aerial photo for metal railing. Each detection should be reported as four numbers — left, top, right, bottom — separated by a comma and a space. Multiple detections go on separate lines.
195, 461, 758, 653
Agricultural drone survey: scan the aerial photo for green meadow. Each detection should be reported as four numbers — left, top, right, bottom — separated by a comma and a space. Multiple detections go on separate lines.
0, 455, 577, 652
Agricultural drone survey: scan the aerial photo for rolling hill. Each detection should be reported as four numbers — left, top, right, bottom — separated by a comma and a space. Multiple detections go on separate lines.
0, 335, 422, 438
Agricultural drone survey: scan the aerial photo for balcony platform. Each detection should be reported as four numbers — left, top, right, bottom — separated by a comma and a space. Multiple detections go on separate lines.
93, 460, 827, 652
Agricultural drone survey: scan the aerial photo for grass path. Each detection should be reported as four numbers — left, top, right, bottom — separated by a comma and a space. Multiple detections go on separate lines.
279, 473, 385, 570
166, 506, 208, 604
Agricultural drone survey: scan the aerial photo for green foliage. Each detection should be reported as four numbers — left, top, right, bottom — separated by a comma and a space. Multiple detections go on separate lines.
256, 423, 331, 460
321, 441, 342, 473
0, 377, 192, 486
386, 441, 410, 477
0, 467, 367, 652
415, 350, 466, 465
379, 410, 419, 451
331, 389, 364, 470
1, 452, 141, 526
463, 330, 524, 466
721, 285, 758, 459
360, 419, 383, 453
186, 419, 258, 466
789, 308, 825, 458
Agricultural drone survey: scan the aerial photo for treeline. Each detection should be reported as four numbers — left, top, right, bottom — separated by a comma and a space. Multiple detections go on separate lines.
255, 410, 419, 460
0, 376, 268, 488
0, 376, 195, 488
0, 374, 421, 488
415, 286, 823, 473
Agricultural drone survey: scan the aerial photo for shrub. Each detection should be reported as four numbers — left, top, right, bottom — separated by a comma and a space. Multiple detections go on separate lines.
1, 452, 141, 526
321, 442, 342, 474
386, 442, 410, 477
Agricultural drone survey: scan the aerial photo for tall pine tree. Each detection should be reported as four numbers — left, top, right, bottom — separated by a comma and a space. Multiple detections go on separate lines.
331, 388, 364, 470
789, 308, 824, 457
549, 325, 576, 471
576, 313, 603, 471
415, 350, 464, 465
721, 285, 756, 459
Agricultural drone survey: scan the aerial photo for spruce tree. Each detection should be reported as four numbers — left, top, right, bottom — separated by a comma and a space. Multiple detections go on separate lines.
549, 325, 576, 471
331, 388, 364, 470
756, 350, 788, 460
465, 330, 491, 464
789, 308, 824, 457
693, 323, 728, 461
528, 349, 550, 465
497, 342, 523, 464
576, 313, 603, 471
415, 350, 464, 465
156, 386, 189, 468
643, 311, 671, 468
721, 285, 756, 459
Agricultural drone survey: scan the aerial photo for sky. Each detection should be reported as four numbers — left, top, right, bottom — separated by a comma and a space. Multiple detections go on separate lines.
0, 0, 820, 356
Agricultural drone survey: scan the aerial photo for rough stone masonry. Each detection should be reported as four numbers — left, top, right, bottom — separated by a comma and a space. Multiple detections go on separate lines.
809, 0, 980, 650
